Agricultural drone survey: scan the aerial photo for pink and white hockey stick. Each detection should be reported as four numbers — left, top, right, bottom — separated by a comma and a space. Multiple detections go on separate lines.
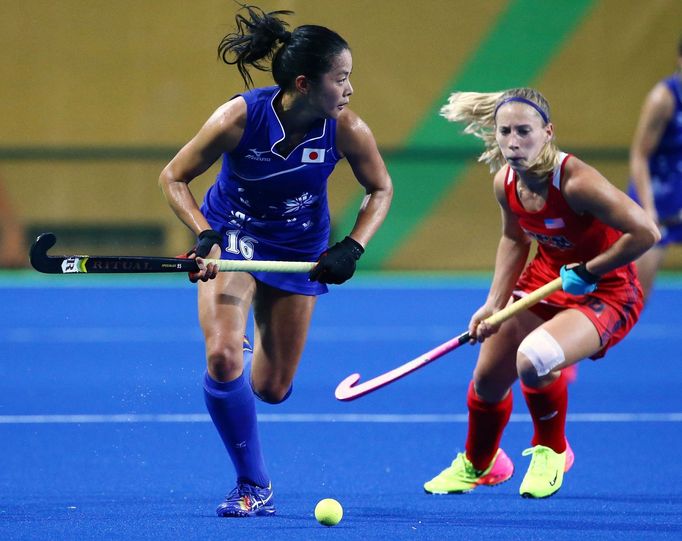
334, 277, 562, 401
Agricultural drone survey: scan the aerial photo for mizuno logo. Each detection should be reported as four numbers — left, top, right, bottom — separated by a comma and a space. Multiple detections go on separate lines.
246, 148, 271, 161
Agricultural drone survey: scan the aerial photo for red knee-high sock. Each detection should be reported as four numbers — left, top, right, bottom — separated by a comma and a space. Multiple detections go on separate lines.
465, 381, 513, 471
521, 371, 568, 453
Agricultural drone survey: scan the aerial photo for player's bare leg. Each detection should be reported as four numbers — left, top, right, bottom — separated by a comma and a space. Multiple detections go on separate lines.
198, 272, 277, 517
517, 310, 599, 498
250, 281, 317, 403
635, 245, 665, 303
425, 308, 543, 495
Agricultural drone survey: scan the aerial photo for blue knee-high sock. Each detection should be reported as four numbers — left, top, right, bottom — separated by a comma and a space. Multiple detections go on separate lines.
203, 371, 270, 488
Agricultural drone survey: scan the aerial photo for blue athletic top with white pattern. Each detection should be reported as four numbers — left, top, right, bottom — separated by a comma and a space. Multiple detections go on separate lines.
200, 85, 342, 294
629, 75, 682, 244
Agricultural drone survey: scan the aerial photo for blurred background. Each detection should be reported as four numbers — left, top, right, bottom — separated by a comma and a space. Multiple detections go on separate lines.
1, 0, 681, 271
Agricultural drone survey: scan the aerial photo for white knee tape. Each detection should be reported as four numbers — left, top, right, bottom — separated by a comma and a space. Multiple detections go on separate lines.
518, 328, 565, 377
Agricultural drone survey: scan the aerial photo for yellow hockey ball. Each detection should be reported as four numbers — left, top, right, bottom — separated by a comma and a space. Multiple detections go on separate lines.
314, 498, 343, 526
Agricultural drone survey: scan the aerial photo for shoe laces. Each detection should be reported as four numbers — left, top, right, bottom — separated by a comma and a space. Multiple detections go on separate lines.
450, 452, 482, 478
522, 445, 552, 475
225, 482, 265, 505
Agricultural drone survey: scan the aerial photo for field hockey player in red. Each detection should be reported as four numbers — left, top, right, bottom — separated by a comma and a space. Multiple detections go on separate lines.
423, 88, 659, 499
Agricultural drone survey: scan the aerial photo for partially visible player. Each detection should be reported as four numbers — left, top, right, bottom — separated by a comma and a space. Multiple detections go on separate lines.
628, 35, 682, 302
424, 88, 659, 498
158, 5, 392, 517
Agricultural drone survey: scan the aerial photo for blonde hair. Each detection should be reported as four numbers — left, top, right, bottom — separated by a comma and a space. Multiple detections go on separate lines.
440, 88, 559, 176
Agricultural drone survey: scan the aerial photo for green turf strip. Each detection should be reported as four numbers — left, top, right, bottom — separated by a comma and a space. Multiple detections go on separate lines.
336, 0, 595, 268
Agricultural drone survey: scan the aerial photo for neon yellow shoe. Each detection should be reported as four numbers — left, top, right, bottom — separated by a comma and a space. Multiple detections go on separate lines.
424, 449, 514, 494
519, 445, 567, 498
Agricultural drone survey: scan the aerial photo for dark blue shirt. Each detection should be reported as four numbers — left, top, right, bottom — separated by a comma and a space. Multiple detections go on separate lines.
648, 75, 682, 218
202, 86, 341, 258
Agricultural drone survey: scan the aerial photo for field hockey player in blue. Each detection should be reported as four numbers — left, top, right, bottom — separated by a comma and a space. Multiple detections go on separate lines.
629, 35, 682, 302
158, 4, 392, 517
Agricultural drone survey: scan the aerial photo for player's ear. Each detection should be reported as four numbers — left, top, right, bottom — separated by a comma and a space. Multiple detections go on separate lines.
545, 122, 554, 141
295, 75, 311, 95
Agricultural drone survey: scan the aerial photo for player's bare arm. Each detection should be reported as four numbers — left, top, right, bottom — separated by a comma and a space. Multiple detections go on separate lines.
470, 169, 532, 340
159, 97, 247, 235
335, 108, 393, 248
629, 83, 675, 220
562, 158, 660, 275
489, 168, 532, 306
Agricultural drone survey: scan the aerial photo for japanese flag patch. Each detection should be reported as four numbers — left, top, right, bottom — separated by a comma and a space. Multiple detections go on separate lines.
302, 148, 325, 163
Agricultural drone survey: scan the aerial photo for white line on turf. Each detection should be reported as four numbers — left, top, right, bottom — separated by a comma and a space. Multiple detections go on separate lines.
0, 412, 680, 424
0, 323, 676, 343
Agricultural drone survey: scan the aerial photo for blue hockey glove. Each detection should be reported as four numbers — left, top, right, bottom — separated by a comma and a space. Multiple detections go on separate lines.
560, 263, 599, 295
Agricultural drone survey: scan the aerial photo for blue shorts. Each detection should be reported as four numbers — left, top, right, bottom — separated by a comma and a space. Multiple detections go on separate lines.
627, 182, 682, 246
203, 217, 328, 297
659, 221, 682, 246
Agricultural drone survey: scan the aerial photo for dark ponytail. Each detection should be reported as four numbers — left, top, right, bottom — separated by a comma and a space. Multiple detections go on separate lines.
218, 4, 292, 88
218, 4, 349, 90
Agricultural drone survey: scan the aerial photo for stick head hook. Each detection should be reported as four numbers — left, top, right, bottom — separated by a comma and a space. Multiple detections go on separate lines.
29, 232, 60, 273
30, 233, 57, 256
334, 373, 362, 401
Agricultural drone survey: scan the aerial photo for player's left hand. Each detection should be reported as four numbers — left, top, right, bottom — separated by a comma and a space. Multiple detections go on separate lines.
309, 236, 364, 285
560, 262, 600, 295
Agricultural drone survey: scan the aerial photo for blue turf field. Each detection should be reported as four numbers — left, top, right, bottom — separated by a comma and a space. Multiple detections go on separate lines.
1, 273, 681, 540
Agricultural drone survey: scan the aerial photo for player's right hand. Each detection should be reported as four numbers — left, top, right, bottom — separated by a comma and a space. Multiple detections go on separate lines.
193, 251, 220, 282
468, 304, 502, 343
187, 229, 223, 283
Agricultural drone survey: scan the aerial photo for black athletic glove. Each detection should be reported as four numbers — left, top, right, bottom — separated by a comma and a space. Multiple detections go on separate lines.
184, 229, 222, 283
187, 229, 223, 258
309, 236, 364, 285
